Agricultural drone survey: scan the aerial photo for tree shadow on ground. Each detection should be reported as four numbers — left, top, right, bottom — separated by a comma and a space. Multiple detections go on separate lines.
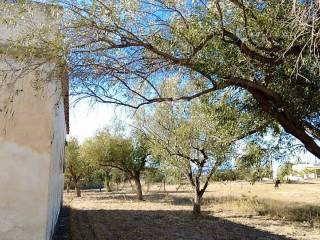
69, 208, 293, 240
85, 192, 171, 202
82, 191, 193, 203
170, 195, 238, 206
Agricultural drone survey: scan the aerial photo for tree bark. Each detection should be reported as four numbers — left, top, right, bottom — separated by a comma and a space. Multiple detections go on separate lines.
192, 175, 204, 216
133, 176, 143, 201
230, 78, 320, 159
248, 89, 320, 159
193, 191, 202, 216
75, 182, 81, 197
105, 178, 112, 192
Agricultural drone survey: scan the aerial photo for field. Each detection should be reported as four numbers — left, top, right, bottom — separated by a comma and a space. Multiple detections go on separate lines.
64, 181, 320, 240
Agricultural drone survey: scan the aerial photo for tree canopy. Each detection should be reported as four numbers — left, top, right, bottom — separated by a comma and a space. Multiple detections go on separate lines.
135, 92, 271, 214
86, 129, 149, 200
60, 0, 320, 158
65, 137, 94, 197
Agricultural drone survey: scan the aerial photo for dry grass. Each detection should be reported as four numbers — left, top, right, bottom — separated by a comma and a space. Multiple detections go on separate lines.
65, 181, 320, 240
203, 181, 320, 225
207, 195, 320, 224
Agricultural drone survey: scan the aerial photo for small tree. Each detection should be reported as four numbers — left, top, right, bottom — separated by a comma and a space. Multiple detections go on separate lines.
111, 169, 125, 192
278, 161, 294, 181
89, 130, 149, 200
143, 158, 165, 192
236, 143, 272, 184
65, 137, 92, 197
82, 133, 114, 192
137, 96, 262, 215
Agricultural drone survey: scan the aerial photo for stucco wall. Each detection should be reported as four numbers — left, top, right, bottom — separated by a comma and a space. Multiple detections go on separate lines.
0, 141, 50, 240
0, 4, 65, 240
46, 93, 66, 240
0, 64, 66, 240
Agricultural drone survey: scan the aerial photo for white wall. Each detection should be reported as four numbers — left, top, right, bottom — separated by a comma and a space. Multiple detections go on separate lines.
0, 142, 50, 240
0, 64, 66, 240
0, 3, 65, 240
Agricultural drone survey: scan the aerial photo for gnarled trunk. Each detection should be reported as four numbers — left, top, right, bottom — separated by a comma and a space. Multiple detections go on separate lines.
133, 176, 143, 201
192, 174, 208, 216
193, 193, 202, 216
191, 175, 204, 216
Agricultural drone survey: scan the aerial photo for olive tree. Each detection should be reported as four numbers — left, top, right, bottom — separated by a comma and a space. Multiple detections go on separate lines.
65, 137, 93, 197
82, 133, 114, 192
136, 94, 266, 215
236, 143, 272, 184
88, 130, 149, 200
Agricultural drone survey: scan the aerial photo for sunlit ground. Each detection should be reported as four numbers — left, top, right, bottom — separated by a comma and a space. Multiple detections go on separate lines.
65, 182, 320, 240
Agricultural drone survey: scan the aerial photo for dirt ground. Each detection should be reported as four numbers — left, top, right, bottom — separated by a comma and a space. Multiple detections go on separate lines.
65, 182, 320, 240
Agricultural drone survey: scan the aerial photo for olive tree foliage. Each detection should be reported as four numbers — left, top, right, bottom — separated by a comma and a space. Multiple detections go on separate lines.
236, 143, 272, 184
65, 137, 93, 197
81, 132, 114, 192
86, 129, 149, 200
0, 2, 66, 94
55, 0, 320, 159
135, 91, 267, 215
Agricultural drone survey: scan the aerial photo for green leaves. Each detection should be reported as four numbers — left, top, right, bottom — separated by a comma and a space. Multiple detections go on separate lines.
236, 142, 272, 183
65, 137, 94, 181
81, 128, 149, 177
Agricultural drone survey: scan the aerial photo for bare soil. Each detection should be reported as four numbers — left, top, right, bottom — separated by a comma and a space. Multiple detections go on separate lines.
65, 182, 320, 240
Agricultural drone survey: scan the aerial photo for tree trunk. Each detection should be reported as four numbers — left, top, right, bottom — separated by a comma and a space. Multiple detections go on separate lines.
192, 176, 204, 216
105, 178, 112, 192
75, 182, 81, 197
193, 192, 202, 216
66, 183, 70, 193
163, 178, 166, 192
133, 176, 143, 201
